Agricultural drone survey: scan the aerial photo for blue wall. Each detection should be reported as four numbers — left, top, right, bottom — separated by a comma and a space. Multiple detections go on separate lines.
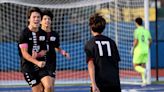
151, 43, 164, 68
0, 42, 163, 71
0, 42, 20, 71
150, 20, 164, 68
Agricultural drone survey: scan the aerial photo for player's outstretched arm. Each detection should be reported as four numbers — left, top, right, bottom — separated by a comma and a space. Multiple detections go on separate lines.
55, 47, 70, 60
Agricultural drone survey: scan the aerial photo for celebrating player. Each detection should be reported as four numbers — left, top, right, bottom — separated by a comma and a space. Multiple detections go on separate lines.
84, 13, 121, 92
18, 7, 52, 92
40, 9, 70, 91
132, 17, 152, 86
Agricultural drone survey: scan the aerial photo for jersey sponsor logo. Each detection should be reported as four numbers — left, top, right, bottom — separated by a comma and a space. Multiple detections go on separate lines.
50, 36, 56, 41
39, 36, 45, 41
33, 45, 40, 52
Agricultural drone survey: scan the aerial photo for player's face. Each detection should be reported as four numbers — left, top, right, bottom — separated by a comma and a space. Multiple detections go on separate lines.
28, 12, 41, 28
41, 15, 52, 28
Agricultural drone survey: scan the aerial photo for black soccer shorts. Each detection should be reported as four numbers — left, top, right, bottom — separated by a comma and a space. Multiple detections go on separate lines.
23, 68, 50, 87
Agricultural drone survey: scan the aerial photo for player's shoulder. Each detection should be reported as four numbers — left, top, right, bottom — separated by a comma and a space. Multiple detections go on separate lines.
136, 26, 145, 31
38, 28, 47, 34
89, 36, 97, 42
134, 27, 140, 32
85, 37, 95, 47
52, 30, 59, 34
20, 27, 30, 35
22, 27, 29, 32
96, 35, 114, 42
101, 35, 117, 46
102, 35, 111, 40
145, 29, 150, 33
51, 31, 59, 36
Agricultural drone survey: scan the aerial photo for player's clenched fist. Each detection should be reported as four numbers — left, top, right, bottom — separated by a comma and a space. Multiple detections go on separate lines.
92, 85, 100, 92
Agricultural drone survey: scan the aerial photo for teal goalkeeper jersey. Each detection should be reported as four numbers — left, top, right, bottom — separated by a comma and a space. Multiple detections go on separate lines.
134, 26, 151, 55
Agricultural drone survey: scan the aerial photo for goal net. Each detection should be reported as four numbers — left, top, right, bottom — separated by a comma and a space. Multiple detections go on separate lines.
0, 0, 151, 86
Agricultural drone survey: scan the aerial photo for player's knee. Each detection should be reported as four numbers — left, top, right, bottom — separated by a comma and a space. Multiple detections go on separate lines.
43, 83, 53, 90
32, 83, 44, 92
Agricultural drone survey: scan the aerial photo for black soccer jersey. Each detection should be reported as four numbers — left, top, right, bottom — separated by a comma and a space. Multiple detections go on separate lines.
45, 31, 60, 72
84, 35, 121, 87
19, 27, 47, 73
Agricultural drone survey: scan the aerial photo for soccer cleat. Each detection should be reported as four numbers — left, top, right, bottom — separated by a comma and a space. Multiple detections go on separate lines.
141, 69, 147, 87
141, 74, 147, 87
141, 82, 147, 87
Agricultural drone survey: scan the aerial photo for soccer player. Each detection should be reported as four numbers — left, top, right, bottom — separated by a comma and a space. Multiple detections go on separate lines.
84, 13, 121, 92
40, 10, 70, 91
18, 7, 51, 92
132, 17, 152, 86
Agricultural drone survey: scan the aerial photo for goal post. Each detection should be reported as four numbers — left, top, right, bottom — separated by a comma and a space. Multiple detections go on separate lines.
144, 0, 151, 84
0, 0, 151, 86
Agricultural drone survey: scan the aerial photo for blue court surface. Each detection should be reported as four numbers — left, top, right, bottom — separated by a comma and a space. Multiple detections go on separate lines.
0, 84, 164, 92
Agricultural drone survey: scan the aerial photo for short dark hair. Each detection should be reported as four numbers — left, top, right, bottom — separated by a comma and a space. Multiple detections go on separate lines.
27, 7, 42, 19
89, 13, 106, 33
135, 17, 143, 26
42, 10, 53, 20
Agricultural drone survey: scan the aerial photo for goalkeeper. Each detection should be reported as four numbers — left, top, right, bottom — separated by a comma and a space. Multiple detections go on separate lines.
132, 17, 152, 86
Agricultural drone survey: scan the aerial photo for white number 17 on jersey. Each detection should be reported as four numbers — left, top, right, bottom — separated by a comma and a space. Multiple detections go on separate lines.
95, 41, 111, 56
